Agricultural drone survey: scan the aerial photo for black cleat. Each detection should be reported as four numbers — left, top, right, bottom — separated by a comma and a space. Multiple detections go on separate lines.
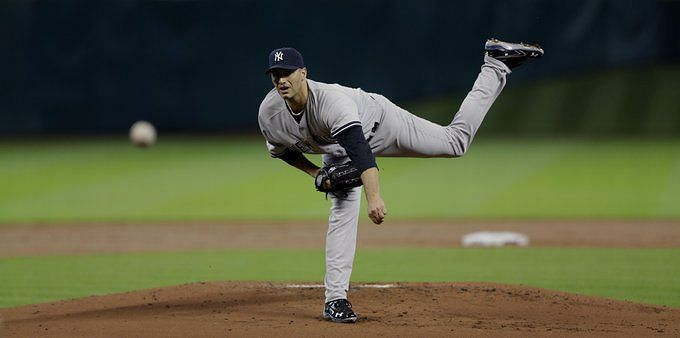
323, 299, 358, 323
485, 38, 544, 69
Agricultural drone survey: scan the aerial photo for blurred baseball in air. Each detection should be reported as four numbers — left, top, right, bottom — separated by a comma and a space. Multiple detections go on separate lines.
129, 121, 157, 148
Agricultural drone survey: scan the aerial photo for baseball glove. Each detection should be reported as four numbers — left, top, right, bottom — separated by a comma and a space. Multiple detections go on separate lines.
315, 162, 363, 193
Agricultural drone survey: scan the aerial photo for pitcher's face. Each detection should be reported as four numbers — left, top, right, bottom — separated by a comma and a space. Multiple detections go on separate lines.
270, 68, 307, 100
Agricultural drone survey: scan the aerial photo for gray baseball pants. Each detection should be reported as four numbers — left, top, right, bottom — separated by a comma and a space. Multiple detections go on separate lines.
322, 55, 511, 302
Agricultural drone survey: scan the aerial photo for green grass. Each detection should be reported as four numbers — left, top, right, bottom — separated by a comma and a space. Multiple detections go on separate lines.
1, 248, 678, 308
1, 137, 680, 222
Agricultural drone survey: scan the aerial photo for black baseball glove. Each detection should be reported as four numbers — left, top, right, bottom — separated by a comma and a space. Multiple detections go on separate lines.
315, 162, 363, 194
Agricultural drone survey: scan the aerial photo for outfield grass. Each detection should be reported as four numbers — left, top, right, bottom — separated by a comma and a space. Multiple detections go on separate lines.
1, 137, 680, 223
1, 248, 678, 308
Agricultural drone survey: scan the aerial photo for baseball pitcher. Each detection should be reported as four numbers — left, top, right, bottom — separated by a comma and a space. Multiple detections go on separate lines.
258, 39, 543, 323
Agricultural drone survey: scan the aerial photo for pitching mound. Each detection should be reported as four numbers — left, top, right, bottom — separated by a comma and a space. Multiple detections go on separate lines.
1, 282, 678, 337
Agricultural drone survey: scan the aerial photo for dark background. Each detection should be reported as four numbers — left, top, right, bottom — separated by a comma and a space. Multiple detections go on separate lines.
1, 0, 678, 135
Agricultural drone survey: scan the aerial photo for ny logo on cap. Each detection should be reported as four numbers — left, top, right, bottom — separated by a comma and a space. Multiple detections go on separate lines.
274, 51, 283, 62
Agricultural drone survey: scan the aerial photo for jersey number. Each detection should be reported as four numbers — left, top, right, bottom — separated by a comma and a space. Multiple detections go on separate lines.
294, 141, 312, 152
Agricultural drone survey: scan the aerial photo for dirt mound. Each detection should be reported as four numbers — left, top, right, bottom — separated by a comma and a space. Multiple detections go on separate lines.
1, 282, 677, 337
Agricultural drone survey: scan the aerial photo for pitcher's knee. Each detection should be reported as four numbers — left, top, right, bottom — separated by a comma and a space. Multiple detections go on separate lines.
448, 138, 469, 157
447, 128, 472, 157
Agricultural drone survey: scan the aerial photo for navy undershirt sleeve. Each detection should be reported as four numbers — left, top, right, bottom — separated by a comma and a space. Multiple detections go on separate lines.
278, 149, 302, 163
335, 125, 377, 173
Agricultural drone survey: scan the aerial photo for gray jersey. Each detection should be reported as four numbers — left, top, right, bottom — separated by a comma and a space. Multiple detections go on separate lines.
258, 79, 383, 158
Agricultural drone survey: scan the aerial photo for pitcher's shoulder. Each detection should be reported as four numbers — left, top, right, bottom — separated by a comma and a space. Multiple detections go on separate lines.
258, 89, 286, 119
307, 78, 354, 93
307, 79, 357, 105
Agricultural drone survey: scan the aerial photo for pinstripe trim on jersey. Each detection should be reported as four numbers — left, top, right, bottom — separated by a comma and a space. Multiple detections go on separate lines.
331, 121, 362, 138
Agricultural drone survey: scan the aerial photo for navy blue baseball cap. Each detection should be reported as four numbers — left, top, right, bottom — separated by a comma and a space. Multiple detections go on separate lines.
266, 47, 305, 74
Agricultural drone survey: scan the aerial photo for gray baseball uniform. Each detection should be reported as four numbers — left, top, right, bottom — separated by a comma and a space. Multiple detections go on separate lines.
258, 55, 510, 302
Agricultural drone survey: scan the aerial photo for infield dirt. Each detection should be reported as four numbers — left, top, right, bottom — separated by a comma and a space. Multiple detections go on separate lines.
1, 220, 679, 337
2, 220, 679, 257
